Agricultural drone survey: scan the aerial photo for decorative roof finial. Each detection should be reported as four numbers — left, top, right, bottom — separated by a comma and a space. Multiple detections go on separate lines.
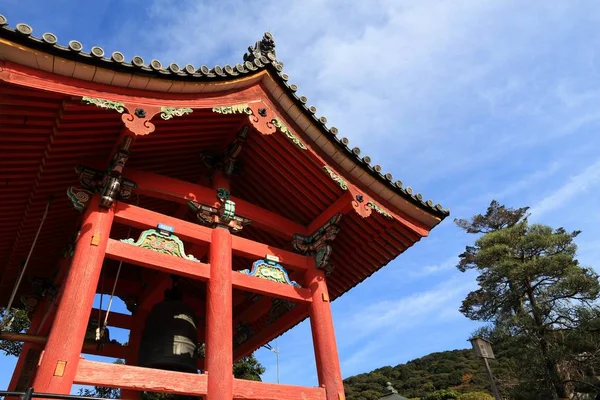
384, 382, 398, 395
244, 32, 276, 62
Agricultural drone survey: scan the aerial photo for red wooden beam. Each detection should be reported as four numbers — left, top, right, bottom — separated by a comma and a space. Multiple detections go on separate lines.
105, 239, 210, 282
123, 168, 308, 239
234, 304, 310, 361
73, 359, 326, 400
89, 309, 131, 330
231, 235, 311, 271
233, 297, 272, 327
114, 202, 312, 271
308, 193, 352, 233
113, 202, 212, 246
231, 272, 312, 304
83, 342, 128, 360
74, 360, 207, 396
232, 378, 327, 400
138, 273, 172, 311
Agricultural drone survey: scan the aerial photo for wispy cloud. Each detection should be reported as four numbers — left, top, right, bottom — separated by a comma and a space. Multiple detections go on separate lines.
529, 159, 600, 219
339, 277, 477, 373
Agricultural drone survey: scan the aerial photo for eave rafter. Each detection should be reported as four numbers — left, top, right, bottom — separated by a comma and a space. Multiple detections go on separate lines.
210, 100, 430, 238
0, 59, 431, 238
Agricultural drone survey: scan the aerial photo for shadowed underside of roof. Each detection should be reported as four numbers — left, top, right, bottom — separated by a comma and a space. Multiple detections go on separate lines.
0, 14, 449, 352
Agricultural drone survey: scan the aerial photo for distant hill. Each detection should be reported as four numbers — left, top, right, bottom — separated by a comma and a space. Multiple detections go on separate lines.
343, 349, 495, 399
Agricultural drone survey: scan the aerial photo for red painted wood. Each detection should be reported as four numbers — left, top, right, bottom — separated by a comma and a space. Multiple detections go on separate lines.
7, 300, 46, 393
74, 360, 208, 396
32, 194, 114, 395
306, 267, 345, 400
234, 304, 309, 362
73, 359, 326, 400
231, 270, 312, 304
233, 297, 272, 326
114, 201, 311, 271
230, 235, 311, 271
83, 342, 128, 360
308, 193, 352, 233
89, 309, 131, 330
120, 308, 148, 400
124, 167, 308, 238
232, 378, 326, 400
205, 227, 233, 400
0, 60, 266, 106
105, 239, 211, 281
138, 274, 172, 311
113, 202, 212, 245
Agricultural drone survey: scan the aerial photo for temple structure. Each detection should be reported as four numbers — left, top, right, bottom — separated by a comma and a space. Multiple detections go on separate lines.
0, 15, 448, 400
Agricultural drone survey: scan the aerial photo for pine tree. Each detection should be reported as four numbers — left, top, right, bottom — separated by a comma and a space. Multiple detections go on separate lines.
456, 201, 600, 399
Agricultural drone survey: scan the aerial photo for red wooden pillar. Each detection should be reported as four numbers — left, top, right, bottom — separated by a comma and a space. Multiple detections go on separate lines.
307, 268, 345, 400
32, 194, 114, 395
205, 226, 233, 400
120, 308, 148, 400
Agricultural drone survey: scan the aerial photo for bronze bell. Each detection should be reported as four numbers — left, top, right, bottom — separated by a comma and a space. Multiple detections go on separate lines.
138, 286, 198, 373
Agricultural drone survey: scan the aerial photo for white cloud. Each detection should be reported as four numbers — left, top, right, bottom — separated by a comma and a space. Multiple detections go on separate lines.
529, 159, 600, 219
338, 277, 476, 372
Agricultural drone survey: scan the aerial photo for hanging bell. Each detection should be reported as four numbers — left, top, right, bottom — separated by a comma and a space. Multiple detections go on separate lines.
137, 287, 198, 373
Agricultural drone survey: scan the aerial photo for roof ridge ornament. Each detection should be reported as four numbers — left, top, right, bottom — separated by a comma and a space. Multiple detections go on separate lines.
243, 32, 276, 63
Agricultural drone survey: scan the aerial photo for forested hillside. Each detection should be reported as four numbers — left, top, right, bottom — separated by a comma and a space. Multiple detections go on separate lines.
343, 349, 497, 399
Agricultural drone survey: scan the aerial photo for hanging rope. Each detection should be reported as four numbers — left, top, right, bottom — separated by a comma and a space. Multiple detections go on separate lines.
98, 226, 131, 346
95, 272, 105, 343
96, 196, 138, 345
0, 197, 52, 331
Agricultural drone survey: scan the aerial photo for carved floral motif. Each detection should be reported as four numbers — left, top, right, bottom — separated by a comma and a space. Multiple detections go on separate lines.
160, 107, 193, 120
271, 118, 307, 150
81, 96, 125, 113
323, 166, 348, 191
239, 259, 300, 287
367, 201, 393, 220
121, 229, 199, 262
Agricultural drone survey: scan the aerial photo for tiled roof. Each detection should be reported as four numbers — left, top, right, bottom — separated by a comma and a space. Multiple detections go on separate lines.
0, 14, 449, 218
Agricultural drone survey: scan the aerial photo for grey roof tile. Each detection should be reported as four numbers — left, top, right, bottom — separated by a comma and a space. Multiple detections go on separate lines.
0, 15, 449, 218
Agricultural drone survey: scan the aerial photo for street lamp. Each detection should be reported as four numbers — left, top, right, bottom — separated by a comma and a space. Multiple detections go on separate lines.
263, 341, 280, 383
469, 337, 501, 400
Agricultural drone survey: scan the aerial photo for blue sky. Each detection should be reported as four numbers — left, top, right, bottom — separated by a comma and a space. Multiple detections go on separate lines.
2, 0, 600, 391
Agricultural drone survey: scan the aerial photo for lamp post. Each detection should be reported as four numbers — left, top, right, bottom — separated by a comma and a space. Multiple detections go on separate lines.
469, 337, 501, 400
263, 340, 280, 383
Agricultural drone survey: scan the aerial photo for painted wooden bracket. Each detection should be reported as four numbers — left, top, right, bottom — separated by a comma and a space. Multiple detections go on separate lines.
322, 165, 393, 220
239, 258, 300, 287
121, 226, 200, 262
292, 214, 342, 276
81, 97, 194, 136
189, 188, 251, 232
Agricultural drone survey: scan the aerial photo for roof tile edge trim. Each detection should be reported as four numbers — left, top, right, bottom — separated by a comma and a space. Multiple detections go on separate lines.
0, 15, 449, 219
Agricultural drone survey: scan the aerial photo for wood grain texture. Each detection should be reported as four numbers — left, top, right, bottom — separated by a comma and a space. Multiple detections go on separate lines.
205, 227, 233, 400
232, 378, 327, 400
306, 267, 345, 400
105, 239, 210, 281
74, 360, 207, 396
231, 270, 312, 303
32, 195, 114, 394
123, 167, 308, 239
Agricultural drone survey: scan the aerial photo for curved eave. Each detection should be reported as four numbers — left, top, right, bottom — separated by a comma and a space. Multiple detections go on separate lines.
0, 19, 449, 227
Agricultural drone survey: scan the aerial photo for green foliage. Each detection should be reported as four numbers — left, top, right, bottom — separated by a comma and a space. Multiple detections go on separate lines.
424, 389, 459, 400
232, 354, 266, 381
455, 200, 600, 399
343, 349, 494, 399
458, 392, 493, 400
0, 307, 31, 356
